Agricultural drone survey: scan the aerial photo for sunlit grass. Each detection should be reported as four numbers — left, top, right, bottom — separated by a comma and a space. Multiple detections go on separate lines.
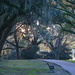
65, 60, 75, 63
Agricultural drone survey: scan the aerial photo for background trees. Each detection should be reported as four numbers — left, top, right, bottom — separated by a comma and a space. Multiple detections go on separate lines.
0, 0, 74, 60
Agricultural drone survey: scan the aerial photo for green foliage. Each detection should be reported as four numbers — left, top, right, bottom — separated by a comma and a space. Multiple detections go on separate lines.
0, 0, 74, 61
59, 43, 72, 60
71, 44, 75, 49
56, 0, 75, 34
21, 45, 39, 59
44, 43, 72, 60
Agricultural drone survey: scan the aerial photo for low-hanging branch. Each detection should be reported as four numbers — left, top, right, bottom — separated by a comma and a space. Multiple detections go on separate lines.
59, 24, 75, 34
6, 40, 25, 48
64, 4, 75, 9
9, 21, 25, 35
2, 47, 14, 50
59, 1, 75, 19
63, 16, 75, 29
66, 0, 75, 4
49, 4, 75, 19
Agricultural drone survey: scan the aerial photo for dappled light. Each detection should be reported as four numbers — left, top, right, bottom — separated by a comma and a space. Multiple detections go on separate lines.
0, 0, 75, 75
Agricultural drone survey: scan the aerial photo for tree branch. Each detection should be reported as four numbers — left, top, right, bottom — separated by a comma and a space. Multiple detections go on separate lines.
1, 0, 31, 15
1, 0, 20, 10
59, 24, 75, 34
66, 0, 75, 4
0, 13, 17, 32
6, 40, 25, 48
2, 47, 14, 50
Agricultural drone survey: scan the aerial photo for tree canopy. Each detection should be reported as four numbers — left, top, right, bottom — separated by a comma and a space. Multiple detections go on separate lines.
0, 0, 74, 60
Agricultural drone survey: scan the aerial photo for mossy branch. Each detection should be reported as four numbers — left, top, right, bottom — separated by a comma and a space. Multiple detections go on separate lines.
59, 2, 75, 19
6, 40, 25, 48
59, 24, 75, 34
66, 0, 75, 4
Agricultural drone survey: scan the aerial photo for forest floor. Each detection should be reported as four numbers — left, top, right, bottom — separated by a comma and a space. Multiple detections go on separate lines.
0, 60, 70, 75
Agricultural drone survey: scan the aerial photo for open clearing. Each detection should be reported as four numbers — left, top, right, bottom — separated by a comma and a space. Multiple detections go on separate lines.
0, 60, 70, 75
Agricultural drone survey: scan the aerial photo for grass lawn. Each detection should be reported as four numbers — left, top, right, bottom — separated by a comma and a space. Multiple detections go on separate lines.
65, 60, 75, 63
0, 60, 70, 75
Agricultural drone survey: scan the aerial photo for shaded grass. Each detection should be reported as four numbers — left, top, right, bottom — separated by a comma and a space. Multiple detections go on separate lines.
0, 60, 70, 75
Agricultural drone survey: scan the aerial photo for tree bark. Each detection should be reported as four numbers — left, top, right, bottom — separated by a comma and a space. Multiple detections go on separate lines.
0, 14, 17, 55
14, 31, 20, 59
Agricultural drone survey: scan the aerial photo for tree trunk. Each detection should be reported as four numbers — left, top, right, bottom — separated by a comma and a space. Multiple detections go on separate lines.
0, 14, 17, 55
55, 32, 63, 60
14, 31, 20, 59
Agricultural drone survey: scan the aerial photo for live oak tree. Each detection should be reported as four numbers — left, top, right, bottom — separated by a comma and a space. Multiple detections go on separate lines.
0, 0, 73, 60
0, 0, 43, 56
